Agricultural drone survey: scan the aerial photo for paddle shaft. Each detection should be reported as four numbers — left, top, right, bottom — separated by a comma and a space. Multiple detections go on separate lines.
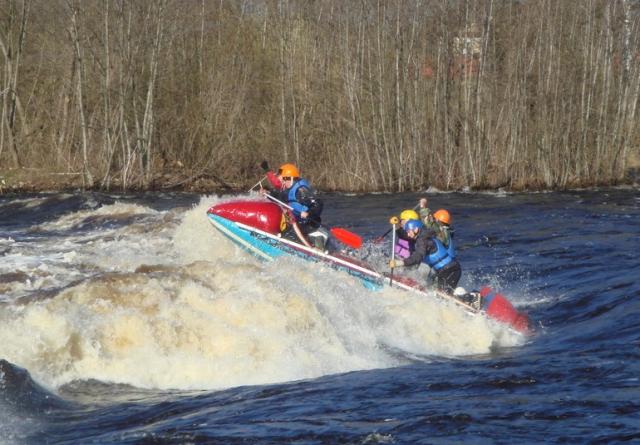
264, 194, 314, 247
265, 192, 321, 226
377, 227, 393, 242
264, 193, 294, 210
249, 176, 266, 192
390, 223, 396, 284
265, 193, 362, 249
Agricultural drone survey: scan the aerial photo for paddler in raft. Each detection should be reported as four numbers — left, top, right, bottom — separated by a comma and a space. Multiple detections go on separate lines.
383, 202, 452, 261
388, 218, 462, 295
416, 197, 453, 245
390, 209, 420, 260
259, 161, 328, 250
393, 201, 456, 255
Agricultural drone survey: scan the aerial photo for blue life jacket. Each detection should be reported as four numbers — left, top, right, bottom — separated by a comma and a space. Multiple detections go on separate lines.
444, 233, 456, 258
423, 237, 456, 270
287, 178, 312, 219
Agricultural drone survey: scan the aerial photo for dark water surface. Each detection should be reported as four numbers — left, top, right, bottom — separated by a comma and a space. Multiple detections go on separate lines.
0, 188, 639, 444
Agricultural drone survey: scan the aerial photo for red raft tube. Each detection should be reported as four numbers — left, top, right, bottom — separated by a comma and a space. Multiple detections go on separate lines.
207, 200, 284, 234
478, 287, 531, 334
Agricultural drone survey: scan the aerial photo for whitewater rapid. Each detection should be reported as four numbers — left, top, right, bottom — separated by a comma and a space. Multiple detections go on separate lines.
0, 194, 522, 392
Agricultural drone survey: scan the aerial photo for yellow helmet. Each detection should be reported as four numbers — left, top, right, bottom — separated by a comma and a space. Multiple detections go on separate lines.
400, 209, 419, 221
277, 163, 300, 178
433, 209, 451, 225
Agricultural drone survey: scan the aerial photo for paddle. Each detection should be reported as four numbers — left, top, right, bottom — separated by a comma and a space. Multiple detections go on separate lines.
373, 227, 393, 244
249, 177, 266, 191
390, 218, 397, 285
263, 194, 312, 247
330, 227, 362, 249
249, 160, 273, 192
251, 161, 286, 193
264, 193, 363, 249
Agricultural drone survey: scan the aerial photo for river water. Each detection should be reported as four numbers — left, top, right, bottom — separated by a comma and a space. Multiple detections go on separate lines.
0, 188, 638, 444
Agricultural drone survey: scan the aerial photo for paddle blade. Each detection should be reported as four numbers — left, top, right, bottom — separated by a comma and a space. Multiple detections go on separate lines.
330, 227, 363, 249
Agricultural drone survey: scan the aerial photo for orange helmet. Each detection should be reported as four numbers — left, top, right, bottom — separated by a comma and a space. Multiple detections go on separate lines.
433, 209, 451, 225
277, 163, 300, 178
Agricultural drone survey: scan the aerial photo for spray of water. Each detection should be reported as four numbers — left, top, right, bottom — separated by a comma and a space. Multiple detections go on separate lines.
0, 195, 522, 391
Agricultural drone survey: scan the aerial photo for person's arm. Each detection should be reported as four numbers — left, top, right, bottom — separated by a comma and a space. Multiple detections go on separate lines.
265, 171, 282, 189
400, 230, 437, 267
419, 207, 432, 221
259, 161, 282, 189
295, 186, 323, 222
402, 234, 429, 267
289, 186, 309, 215
268, 188, 287, 202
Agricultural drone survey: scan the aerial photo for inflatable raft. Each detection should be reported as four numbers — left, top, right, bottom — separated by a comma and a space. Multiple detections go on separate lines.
207, 198, 531, 335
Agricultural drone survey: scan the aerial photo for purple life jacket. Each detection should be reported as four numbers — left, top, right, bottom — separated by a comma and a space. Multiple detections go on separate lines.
394, 238, 412, 258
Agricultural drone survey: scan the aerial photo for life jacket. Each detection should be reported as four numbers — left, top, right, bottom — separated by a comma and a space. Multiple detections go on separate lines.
287, 178, 312, 219
444, 232, 455, 258
422, 237, 455, 271
394, 238, 412, 258
437, 226, 454, 252
479, 287, 530, 333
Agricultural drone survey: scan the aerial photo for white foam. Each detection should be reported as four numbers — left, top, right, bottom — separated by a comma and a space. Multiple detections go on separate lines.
0, 194, 524, 392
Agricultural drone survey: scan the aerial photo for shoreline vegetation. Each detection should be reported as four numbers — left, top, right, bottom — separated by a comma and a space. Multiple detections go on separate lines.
1, 165, 638, 195
1, 1, 639, 195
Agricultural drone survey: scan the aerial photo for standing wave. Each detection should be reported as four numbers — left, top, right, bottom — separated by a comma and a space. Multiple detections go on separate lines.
0, 197, 523, 392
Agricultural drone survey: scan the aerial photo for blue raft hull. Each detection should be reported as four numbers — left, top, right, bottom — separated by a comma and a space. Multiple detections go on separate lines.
207, 213, 383, 290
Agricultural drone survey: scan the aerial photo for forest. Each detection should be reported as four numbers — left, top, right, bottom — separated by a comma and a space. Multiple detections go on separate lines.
1, 0, 639, 192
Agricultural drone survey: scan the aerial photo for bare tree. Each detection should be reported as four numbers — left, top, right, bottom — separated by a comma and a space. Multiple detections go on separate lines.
0, 0, 29, 168
2, 0, 638, 192
66, 0, 93, 186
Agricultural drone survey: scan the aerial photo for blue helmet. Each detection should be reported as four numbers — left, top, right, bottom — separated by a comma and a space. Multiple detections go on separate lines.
403, 219, 424, 232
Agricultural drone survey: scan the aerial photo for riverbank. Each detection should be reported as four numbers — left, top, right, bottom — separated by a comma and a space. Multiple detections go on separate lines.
1, 166, 638, 195
0, 167, 239, 195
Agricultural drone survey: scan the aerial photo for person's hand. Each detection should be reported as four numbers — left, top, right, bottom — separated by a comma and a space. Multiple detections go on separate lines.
301, 211, 309, 219
260, 160, 270, 172
389, 216, 399, 225
389, 259, 404, 268
419, 198, 428, 208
